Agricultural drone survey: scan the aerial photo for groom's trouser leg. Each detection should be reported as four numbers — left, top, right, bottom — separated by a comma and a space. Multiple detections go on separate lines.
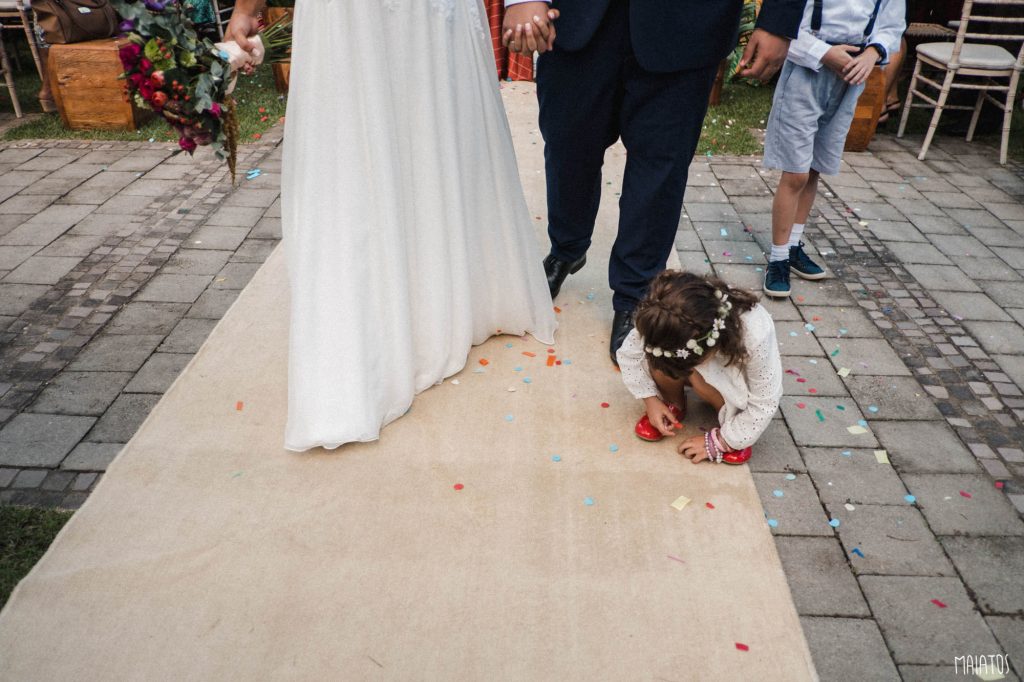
536, 1, 628, 264
610, 62, 718, 312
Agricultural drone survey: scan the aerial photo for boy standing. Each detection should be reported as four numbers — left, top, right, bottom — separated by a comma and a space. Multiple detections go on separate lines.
762, 0, 905, 298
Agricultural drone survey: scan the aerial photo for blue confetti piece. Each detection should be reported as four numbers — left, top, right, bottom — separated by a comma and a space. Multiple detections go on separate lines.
552, 455, 561, 462
785, 473, 797, 480
789, 331, 799, 337
504, 414, 514, 422
851, 547, 865, 558
804, 323, 816, 332
609, 444, 619, 453
720, 228, 729, 237
586, 292, 596, 301
505, 343, 513, 349
773, 489, 784, 498
246, 169, 262, 180
514, 366, 523, 372
829, 518, 841, 528
841, 450, 852, 457
583, 497, 595, 506
868, 406, 879, 413
744, 255, 753, 261
755, 267, 764, 272
767, 519, 779, 528
904, 494, 916, 503
564, 359, 572, 365
857, 419, 868, 427
523, 377, 532, 384
839, 328, 848, 335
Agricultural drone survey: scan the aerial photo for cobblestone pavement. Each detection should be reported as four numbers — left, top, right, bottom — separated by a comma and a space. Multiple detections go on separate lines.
0, 129, 283, 508
679, 133, 1024, 681
1, 124, 1024, 679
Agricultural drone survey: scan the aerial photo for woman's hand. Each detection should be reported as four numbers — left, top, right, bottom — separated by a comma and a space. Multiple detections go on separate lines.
678, 434, 709, 464
643, 396, 680, 438
224, 2, 263, 73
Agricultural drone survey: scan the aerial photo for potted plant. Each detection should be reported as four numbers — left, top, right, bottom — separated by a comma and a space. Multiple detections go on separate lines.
264, 0, 293, 93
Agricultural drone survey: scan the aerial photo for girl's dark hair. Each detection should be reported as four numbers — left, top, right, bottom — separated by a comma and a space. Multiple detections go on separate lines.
633, 270, 759, 379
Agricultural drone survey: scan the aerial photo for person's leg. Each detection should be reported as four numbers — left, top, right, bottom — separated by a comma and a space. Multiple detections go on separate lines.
611, 60, 719, 312
771, 171, 810, 251
651, 368, 687, 409
536, 2, 627, 265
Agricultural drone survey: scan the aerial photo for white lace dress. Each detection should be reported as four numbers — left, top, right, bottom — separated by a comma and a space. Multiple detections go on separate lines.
617, 304, 783, 450
281, 0, 557, 451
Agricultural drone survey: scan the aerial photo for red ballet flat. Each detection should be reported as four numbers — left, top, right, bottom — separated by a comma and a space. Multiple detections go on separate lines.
721, 446, 753, 465
634, 401, 685, 442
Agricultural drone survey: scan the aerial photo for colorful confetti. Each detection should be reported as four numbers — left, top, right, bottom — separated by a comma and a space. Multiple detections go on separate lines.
583, 497, 595, 506
735, 643, 750, 652
235, 401, 244, 411
551, 455, 561, 462
705, 502, 715, 509
772, 490, 784, 498
453, 483, 464, 491
609, 444, 620, 453
851, 548, 865, 558
874, 450, 890, 464
848, 425, 868, 435
767, 518, 779, 528
671, 495, 692, 511
904, 495, 917, 503
959, 490, 973, 499
815, 409, 826, 422
829, 518, 841, 528
931, 599, 947, 608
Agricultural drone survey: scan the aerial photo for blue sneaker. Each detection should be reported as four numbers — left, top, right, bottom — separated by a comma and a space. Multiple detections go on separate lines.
789, 241, 827, 280
763, 259, 791, 298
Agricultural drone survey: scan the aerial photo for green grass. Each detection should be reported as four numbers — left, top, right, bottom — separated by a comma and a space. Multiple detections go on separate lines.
699, 80, 775, 156
0, 506, 73, 609
0, 51, 287, 144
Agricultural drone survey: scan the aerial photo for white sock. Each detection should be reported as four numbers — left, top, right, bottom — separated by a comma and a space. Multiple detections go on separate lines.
788, 223, 805, 248
769, 243, 789, 262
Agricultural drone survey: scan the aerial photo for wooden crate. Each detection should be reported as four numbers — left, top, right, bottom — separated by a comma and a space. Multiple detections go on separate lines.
264, 7, 292, 94
47, 38, 152, 131
844, 66, 885, 152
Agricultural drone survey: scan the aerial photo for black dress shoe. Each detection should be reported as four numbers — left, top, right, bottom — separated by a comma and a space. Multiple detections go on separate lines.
542, 253, 587, 300
610, 309, 635, 366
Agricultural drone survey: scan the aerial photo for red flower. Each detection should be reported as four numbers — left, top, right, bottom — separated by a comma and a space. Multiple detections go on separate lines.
207, 102, 222, 118
118, 42, 142, 69
138, 79, 156, 100
138, 58, 153, 74
127, 72, 144, 90
150, 70, 165, 87
150, 91, 168, 110
178, 135, 197, 153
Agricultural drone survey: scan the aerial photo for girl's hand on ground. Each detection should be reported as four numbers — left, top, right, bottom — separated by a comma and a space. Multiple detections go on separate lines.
821, 44, 859, 76
643, 397, 679, 437
678, 435, 709, 464
842, 47, 880, 85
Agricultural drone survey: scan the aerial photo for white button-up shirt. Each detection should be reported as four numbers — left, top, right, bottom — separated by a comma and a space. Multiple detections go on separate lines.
787, 0, 906, 71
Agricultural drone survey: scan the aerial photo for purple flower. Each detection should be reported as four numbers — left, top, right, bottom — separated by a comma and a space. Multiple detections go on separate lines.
144, 0, 165, 11
118, 19, 136, 33
118, 42, 142, 69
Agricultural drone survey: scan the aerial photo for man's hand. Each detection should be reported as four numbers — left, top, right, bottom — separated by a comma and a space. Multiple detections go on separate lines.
821, 44, 859, 76
502, 2, 560, 55
842, 46, 881, 85
678, 435, 709, 464
738, 28, 790, 82
643, 396, 681, 438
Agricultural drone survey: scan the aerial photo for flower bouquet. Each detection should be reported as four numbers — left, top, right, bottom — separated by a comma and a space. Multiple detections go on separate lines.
113, 0, 291, 181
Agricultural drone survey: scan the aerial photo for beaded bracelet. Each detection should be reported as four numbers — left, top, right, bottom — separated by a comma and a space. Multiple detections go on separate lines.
704, 429, 723, 464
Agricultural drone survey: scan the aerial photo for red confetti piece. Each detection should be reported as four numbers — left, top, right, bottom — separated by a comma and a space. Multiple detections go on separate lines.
705, 502, 715, 509
258, 106, 266, 113
553, 306, 562, 313
522, 351, 536, 358
548, 348, 556, 354
995, 481, 1004, 489
251, 133, 262, 140
556, 360, 562, 366
601, 402, 610, 408
796, 295, 805, 302
931, 599, 947, 608
735, 643, 749, 652
546, 355, 556, 367
812, 316, 821, 321
453, 483, 464, 490
796, 402, 806, 409
260, 116, 268, 122
959, 490, 972, 498
796, 378, 807, 383
235, 401, 244, 411
479, 358, 489, 366
808, 388, 818, 394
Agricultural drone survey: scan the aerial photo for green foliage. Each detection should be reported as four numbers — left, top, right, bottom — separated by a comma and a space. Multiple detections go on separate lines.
0, 506, 73, 609
726, 1, 762, 87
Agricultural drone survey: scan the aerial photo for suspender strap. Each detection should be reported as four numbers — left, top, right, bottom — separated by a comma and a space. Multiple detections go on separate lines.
811, 0, 823, 32
863, 0, 884, 38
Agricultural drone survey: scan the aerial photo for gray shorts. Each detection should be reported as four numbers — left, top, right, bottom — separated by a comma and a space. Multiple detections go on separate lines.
763, 60, 865, 176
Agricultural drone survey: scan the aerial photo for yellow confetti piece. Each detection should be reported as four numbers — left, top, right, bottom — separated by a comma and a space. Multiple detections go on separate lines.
874, 450, 890, 464
837, 367, 851, 377
847, 425, 868, 435
670, 495, 691, 511
977, 672, 1005, 681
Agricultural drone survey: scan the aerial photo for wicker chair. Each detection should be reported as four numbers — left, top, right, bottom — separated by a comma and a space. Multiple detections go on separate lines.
897, 0, 1024, 164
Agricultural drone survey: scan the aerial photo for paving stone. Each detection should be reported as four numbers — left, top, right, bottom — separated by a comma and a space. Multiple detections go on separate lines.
798, 306, 882, 338
999, 248, 1024, 270
71, 472, 98, 492
957, 256, 1021, 282
940, 537, 1024, 614
62, 442, 122, 471
211, 261, 261, 290
776, 536, 870, 616
0, 193, 58, 214
13, 469, 47, 488
868, 220, 928, 243
748, 419, 805, 473
963, 321, 1024, 355
62, 171, 138, 204
883, 242, 953, 265
250, 216, 281, 240
186, 288, 240, 319
825, 338, 912, 377
945, 207, 1008, 228
753, 472, 832, 536
761, 297, 803, 321
107, 302, 189, 335
159, 317, 217, 354
802, 447, 910, 505
0, 283, 48, 316
930, 290, 1012, 322
0, 245, 40, 270
872, 421, 980, 474
67, 213, 142, 237
204, 205, 264, 228
967, 225, 1024, 248
781, 356, 849, 397
28, 371, 132, 416
86, 393, 161, 443
908, 213, 970, 235
682, 202, 740, 222
979, 281, 1024, 309
36, 234, 105, 258
709, 263, 762, 291
136, 274, 213, 304
222, 188, 279, 208
799, 616, 899, 682
0, 468, 15, 486
853, 203, 906, 221
859, 576, 1001, 664
0, 413, 96, 467
107, 151, 171, 172
828, 503, 954, 576
124, 352, 192, 393
774, 322, 825, 356
188, 225, 250, 251
903, 474, 1024, 535
900, 665, 1018, 682
41, 469, 75, 492
903, 264, 982, 293
781, 396, 878, 448
845, 376, 942, 420
2, 255, 81, 285
161, 249, 232, 276
68, 334, 163, 372
986, 616, 1024, 671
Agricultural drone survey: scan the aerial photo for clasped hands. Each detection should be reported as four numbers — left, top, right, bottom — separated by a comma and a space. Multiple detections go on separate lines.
502, 1, 559, 55
822, 44, 881, 85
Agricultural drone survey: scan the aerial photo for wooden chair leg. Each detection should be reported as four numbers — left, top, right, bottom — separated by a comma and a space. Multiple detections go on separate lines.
999, 71, 1021, 165
919, 69, 955, 161
967, 87, 986, 142
0, 35, 21, 118
897, 58, 922, 138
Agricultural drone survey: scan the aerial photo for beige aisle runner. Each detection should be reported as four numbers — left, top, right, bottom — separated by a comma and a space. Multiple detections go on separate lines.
0, 83, 816, 681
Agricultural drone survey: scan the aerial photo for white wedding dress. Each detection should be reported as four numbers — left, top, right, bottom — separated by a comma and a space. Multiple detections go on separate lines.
281, 0, 557, 451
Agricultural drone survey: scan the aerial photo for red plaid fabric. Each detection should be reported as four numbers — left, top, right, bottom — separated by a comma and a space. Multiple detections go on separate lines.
485, 0, 535, 81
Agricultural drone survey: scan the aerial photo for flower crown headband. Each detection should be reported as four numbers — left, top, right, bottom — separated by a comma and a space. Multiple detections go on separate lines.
645, 289, 733, 360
